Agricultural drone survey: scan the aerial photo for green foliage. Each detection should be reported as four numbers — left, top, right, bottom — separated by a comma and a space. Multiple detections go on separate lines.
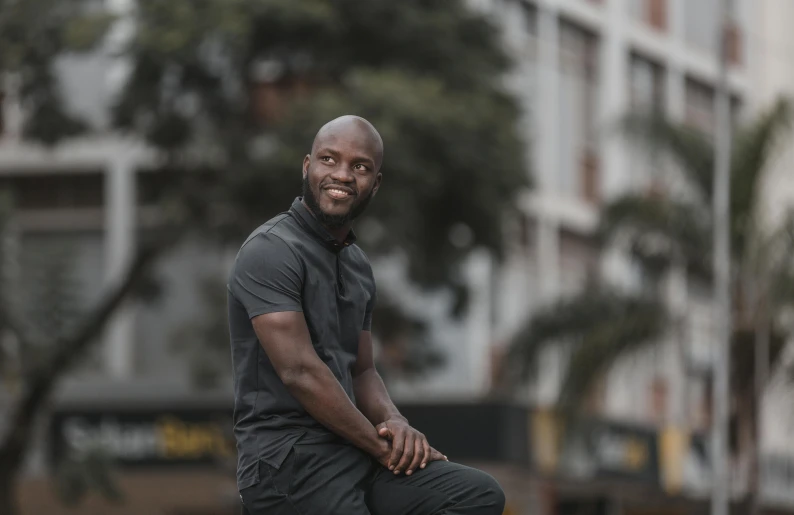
730, 98, 793, 256
115, 0, 528, 291
614, 100, 794, 397
503, 289, 666, 408
63, 13, 116, 51
618, 99, 793, 263
599, 195, 712, 281
507, 98, 793, 407
0, 0, 111, 144
620, 113, 714, 200
112, 0, 528, 381
371, 298, 445, 382
54, 447, 123, 506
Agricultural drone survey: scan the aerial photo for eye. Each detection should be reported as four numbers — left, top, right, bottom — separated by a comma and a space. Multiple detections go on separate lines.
320, 156, 334, 163
354, 164, 369, 172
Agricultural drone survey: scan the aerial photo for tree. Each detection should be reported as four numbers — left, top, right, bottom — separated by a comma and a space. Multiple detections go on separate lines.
0, 1, 529, 513
503, 98, 793, 501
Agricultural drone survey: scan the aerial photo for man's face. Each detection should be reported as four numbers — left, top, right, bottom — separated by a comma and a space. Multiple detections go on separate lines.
302, 125, 382, 229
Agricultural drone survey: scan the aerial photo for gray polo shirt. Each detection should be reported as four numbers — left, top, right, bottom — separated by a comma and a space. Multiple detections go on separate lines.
227, 197, 376, 490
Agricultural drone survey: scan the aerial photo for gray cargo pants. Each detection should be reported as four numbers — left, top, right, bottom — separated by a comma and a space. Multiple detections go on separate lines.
239, 440, 505, 514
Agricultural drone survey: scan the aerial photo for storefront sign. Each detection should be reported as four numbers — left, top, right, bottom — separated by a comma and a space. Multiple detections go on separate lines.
530, 411, 660, 484
585, 421, 659, 482
50, 409, 235, 467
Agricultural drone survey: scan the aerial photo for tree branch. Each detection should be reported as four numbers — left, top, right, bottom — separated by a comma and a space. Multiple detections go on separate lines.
0, 241, 166, 472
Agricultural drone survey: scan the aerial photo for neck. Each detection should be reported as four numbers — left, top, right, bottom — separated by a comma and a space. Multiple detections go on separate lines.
301, 199, 352, 243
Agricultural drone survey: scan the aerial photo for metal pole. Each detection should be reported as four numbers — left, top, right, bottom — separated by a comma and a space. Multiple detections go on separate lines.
711, 0, 733, 514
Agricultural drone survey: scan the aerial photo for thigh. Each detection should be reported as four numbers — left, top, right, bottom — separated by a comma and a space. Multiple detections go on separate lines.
291, 442, 375, 514
239, 452, 299, 515
367, 460, 503, 515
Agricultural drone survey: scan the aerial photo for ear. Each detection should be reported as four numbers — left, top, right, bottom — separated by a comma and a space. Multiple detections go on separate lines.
371, 172, 383, 197
302, 154, 311, 178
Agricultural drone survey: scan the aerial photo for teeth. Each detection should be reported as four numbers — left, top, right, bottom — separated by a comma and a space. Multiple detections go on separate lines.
328, 189, 349, 196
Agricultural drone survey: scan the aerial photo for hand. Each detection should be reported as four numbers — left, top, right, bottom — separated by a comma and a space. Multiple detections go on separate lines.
372, 437, 394, 469
376, 418, 447, 475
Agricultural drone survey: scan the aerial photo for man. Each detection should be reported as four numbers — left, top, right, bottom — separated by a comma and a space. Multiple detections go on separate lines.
227, 115, 505, 514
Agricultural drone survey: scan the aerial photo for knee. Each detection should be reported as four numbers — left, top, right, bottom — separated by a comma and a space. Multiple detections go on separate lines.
468, 469, 506, 513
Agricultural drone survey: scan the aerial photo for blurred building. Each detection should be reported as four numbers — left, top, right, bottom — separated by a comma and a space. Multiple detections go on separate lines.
3, 0, 794, 514
394, 0, 794, 514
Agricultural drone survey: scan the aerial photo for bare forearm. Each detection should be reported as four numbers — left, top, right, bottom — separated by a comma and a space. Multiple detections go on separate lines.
283, 364, 384, 456
353, 368, 404, 426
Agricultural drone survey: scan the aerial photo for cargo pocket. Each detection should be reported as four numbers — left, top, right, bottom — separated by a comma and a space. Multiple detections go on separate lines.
262, 446, 299, 496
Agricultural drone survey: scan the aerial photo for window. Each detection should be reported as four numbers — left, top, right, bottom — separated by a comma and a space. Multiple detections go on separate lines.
630, 55, 665, 113
0, 173, 105, 210
559, 230, 598, 295
628, 56, 666, 190
685, 78, 716, 136
558, 22, 600, 202
17, 230, 106, 372
502, 2, 538, 118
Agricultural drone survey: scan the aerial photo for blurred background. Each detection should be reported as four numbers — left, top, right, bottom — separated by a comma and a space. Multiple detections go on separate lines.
1, 0, 794, 514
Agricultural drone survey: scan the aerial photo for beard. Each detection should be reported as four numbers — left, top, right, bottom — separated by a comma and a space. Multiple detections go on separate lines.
302, 175, 374, 230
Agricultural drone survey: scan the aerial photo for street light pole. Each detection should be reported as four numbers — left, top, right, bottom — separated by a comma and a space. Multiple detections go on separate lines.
711, 0, 733, 514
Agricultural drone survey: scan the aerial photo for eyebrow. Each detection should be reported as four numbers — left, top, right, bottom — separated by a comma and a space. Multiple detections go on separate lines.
315, 147, 341, 157
316, 148, 376, 166
352, 156, 376, 166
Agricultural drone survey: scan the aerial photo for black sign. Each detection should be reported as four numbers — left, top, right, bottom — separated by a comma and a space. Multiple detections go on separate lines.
584, 421, 659, 482
50, 408, 235, 468
50, 403, 533, 469
398, 402, 531, 467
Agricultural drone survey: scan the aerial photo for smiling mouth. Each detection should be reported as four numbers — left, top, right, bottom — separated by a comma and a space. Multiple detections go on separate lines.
324, 187, 354, 200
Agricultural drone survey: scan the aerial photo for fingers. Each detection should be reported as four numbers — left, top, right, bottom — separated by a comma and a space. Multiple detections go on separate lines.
420, 437, 431, 469
376, 423, 391, 439
394, 432, 415, 475
388, 430, 406, 471
429, 447, 448, 462
406, 437, 424, 475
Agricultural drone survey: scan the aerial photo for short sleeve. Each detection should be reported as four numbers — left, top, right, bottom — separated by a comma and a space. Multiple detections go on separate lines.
362, 282, 376, 331
228, 233, 304, 319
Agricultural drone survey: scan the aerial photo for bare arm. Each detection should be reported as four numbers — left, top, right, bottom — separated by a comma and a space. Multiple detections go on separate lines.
352, 330, 446, 475
353, 330, 404, 426
252, 311, 390, 462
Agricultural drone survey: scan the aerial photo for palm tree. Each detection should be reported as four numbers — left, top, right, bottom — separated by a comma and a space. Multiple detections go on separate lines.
501, 98, 793, 506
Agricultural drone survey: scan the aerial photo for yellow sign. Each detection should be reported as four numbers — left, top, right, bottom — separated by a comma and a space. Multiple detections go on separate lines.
659, 426, 689, 494
158, 416, 234, 459
531, 409, 562, 474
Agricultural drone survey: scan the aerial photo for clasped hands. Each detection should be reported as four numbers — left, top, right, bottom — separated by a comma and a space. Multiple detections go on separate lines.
374, 417, 448, 476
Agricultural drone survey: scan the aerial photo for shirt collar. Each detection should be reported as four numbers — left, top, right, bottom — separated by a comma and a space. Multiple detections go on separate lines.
290, 197, 357, 250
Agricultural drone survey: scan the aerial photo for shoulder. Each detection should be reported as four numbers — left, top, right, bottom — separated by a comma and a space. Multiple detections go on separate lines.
236, 215, 302, 266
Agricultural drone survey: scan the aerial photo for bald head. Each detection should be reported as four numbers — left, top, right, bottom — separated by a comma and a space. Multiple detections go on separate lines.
311, 115, 384, 170
301, 115, 383, 233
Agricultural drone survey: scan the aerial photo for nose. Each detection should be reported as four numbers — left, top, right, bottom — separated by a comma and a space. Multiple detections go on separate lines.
330, 166, 355, 183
